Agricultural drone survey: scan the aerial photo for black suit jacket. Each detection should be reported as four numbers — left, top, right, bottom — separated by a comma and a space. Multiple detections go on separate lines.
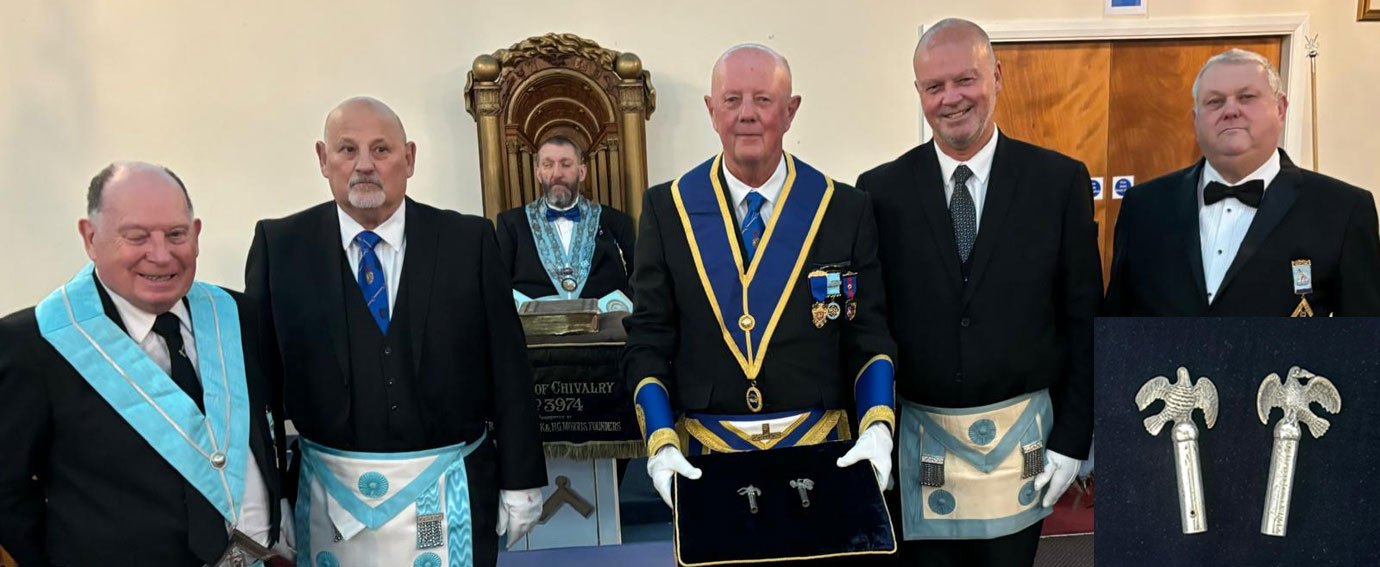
495, 203, 635, 300
622, 159, 896, 416
245, 198, 545, 492
0, 280, 282, 567
1104, 150, 1380, 316
856, 134, 1101, 459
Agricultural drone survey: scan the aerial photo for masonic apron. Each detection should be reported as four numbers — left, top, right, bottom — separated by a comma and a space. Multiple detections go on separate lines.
898, 390, 1054, 540
293, 434, 485, 567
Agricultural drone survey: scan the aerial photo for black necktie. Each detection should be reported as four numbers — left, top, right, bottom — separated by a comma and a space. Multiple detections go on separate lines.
152, 312, 203, 412
950, 165, 977, 263
1203, 179, 1265, 207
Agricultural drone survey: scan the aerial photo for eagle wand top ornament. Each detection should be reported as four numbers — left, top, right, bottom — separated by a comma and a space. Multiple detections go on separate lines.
1257, 366, 1341, 537
1136, 366, 1218, 534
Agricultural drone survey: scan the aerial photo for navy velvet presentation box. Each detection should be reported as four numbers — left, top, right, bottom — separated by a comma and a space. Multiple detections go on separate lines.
673, 440, 896, 566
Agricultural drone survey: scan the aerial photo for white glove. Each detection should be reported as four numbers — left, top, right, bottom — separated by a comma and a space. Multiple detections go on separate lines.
836, 423, 893, 490
496, 487, 544, 548
1033, 449, 1081, 508
648, 446, 703, 508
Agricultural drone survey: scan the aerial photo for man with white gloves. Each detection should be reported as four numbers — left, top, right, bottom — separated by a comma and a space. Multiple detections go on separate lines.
622, 43, 899, 516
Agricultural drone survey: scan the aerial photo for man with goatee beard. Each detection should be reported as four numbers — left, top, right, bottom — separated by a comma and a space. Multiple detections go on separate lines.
244, 96, 546, 566
496, 135, 636, 309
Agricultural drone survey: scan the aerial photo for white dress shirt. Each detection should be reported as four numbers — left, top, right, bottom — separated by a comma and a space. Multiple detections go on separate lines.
1199, 151, 1281, 303
96, 276, 273, 548
545, 195, 582, 254
338, 200, 407, 314
724, 154, 788, 226
934, 127, 1000, 233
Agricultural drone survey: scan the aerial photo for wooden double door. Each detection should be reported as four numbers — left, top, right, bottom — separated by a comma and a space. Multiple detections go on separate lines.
991, 37, 1284, 286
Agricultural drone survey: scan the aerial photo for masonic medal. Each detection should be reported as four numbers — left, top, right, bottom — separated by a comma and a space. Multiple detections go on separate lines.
561, 277, 578, 292
746, 384, 764, 413
826, 301, 841, 320
1290, 259, 1313, 317
1135, 366, 1218, 534
808, 270, 830, 328
843, 272, 857, 320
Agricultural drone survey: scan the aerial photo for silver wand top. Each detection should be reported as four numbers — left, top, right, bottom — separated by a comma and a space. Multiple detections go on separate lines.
1257, 366, 1341, 438
1136, 366, 1219, 436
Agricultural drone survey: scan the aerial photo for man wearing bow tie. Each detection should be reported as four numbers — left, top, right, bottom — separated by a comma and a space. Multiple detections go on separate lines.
495, 135, 636, 307
1105, 48, 1380, 316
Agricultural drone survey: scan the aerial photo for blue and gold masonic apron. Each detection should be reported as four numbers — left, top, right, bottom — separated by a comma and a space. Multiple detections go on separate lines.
35, 263, 253, 533
670, 153, 850, 453
293, 434, 485, 567
898, 390, 1054, 540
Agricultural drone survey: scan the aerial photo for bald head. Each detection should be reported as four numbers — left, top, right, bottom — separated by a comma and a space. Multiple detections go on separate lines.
711, 43, 793, 97
324, 96, 407, 141
916, 18, 995, 68
87, 161, 191, 217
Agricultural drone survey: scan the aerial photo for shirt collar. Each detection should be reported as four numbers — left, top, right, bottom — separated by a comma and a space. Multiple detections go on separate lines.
723, 153, 788, 209
338, 198, 407, 252
96, 271, 193, 344
934, 127, 1000, 187
1201, 149, 1282, 194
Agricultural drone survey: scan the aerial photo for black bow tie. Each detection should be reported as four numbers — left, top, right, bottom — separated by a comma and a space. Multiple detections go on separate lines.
1204, 179, 1265, 207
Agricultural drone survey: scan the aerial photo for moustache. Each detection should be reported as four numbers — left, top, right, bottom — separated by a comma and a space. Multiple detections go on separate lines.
349, 176, 383, 188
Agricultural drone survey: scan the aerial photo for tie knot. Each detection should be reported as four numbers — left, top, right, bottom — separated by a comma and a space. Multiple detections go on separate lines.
354, 230, 383, 250
952, 165, 974, 187
152, 312, 182, 341
744, 191, 766, 213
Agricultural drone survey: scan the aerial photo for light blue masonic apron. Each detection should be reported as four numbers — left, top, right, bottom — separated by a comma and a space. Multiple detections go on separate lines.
35, 263, 253, 532
293, 434, 485, 567
898, 390, 1054, 540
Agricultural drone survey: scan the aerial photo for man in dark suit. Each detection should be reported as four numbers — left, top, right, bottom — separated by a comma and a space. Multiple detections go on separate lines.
495, 135, 635, 307
623, 44, 899, 564
855, 19, 1100, 566
0, 162, 283, 566
244, 97, 545, 566
1104, 48, 1380, 316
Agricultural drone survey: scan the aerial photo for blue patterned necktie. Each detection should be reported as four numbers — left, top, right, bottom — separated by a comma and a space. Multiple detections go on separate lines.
950, 165, 977, 263
741, 191, 767, 263
354, 230, 390, 334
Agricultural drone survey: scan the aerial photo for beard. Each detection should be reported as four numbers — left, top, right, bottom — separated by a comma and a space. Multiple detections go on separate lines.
542, 179, 578, 209
348, 176, 386, 209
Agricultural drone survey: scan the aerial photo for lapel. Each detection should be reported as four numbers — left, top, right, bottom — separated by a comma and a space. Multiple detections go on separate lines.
92, 273, 129, 334
402, 198, 437, 374
715, 162, 752, 270
1175, 161, 1210, 309
961, 133, 1017, 306
314, 204, 351, 385
1216, 150, 1301, 299
911, 142, 964, 296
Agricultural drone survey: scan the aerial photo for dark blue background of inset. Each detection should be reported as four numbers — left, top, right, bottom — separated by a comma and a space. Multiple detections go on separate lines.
1094, 317, 1380, 567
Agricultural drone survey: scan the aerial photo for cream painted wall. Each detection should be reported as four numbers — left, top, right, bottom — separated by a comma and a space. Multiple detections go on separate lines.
2, 0, 1376, 315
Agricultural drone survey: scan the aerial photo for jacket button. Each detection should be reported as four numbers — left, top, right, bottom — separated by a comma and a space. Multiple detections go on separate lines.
960, 317, 971, 327
383, 346, 392, 355
390, 404, 399, 411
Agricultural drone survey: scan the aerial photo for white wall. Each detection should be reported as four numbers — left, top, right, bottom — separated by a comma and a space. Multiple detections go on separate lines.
3, 0, 1376, 315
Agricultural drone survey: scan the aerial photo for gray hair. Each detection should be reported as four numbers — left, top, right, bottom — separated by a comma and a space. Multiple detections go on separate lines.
711, 43, 793, 88
87, 161, 193, 216
917, 18, 996, 68
1192, 48, 1284, 108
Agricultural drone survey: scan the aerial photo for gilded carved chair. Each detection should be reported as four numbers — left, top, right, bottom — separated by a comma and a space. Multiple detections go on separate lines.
464, 33, 656, 225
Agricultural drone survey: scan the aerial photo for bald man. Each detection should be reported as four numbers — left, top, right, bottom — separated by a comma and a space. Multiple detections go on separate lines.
0, 162, 284, 566
855, 19, 1099, 566
244, 97, 545, 566
623, 44, 898, 563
